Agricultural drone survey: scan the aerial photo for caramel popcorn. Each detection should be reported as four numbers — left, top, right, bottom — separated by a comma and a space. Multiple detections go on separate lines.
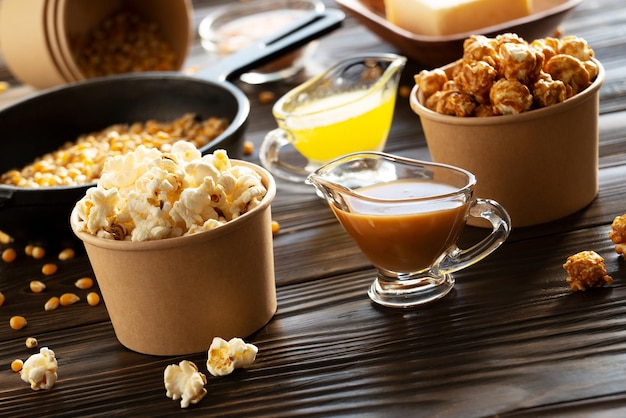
415, 34, 597, 117
164, 360, 207, 409
206, 337, 258, 377
73, 142, 267, 241
563, 251, 613, 292
20, 347, 58, 390
609, 214, 626, 255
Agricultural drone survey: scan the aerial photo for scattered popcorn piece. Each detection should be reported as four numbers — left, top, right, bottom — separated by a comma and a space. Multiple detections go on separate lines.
563, 250, 613, 292
25, 337, 38, 349
164, 360, 207, 409
20, 347, 58, 390
608, 214, 626, 255
74, 142, 267, 241
207, 337, 258, 377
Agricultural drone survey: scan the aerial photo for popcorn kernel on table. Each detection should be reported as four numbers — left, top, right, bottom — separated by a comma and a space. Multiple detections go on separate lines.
86, 292, 100, 306
10, 315, 27, 330
0, 291, 5, 307
42, 263, 58, 276
11, 359, 23, 372
58, 248, 75, 261
59, 293, 80, 306
563, 250, 613, 292
20, 347, 58, 390
25, 337, 38, 349
206, 336, 258, 377
30, 280, 46, 293
44, 297, 60, 311
2, 248, 17, 263
75, 277, 94, 290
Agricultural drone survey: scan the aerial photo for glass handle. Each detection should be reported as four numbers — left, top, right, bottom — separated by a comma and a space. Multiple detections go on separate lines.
437, 198, 511, 274
259, 128, 310, 183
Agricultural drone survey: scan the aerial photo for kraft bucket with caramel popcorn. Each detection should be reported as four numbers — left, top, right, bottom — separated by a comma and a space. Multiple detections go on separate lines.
71, 147, 277, 355
410, 36, 605, 227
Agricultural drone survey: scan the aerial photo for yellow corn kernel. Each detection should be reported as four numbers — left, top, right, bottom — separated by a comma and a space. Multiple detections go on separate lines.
243, 141, 254, 156
0, 291, 5, 306
59, 293, 80, 306
41, 263, 58, 276
258, 91, 276, 104
25, 337, 38, 349
29, 280, 46, 293
58, 248, 75, 261
0, 230, 13, 244
271, 220, 280, 236
75, 277, 94, 290
10, 315, 27, 330
11, 359, 23, 372
44, 296, 60, 311
24, 244, 34, 256
399, 85, 411, 98
87, 292, 100, 306
31, 246, 45, 259
2, 248, 17, 263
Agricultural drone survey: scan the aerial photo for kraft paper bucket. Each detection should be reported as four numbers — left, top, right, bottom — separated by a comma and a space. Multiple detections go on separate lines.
71, 160, 277, 356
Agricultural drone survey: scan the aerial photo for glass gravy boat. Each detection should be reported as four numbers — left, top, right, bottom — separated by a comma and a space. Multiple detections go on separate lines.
306, 152, 511, 309
260, 53, 406, 183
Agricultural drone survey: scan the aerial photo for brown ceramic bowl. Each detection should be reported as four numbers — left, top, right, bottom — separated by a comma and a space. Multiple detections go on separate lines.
335, 0, 582, 67
70, 160, 277, 356
410, 59, 605, 228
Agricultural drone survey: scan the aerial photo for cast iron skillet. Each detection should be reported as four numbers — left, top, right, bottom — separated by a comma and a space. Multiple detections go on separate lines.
0, 9, 344, 248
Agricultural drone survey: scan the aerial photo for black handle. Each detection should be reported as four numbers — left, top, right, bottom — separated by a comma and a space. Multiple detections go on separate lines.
198, 9, 345, 82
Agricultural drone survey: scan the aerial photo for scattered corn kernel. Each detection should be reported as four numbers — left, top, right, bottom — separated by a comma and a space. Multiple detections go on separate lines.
41, 263, 58, 276
10, 315, 27, 330
243, 140, 254, 156
44, 296, 60, 311
59, 293, 80, 306
29, 281, 46, 293
25, 337, 38, 349
11, 359, 23, 372
24, 244, 34, 256
399, 85, 411, 98
75, 277, 94, 290
0, 291, 5, 307
87, 292, 101, 306
259, 90, 276, 104
0, 230, 13, 244
2, 248, 17, 263
271, 220, 280, 236
58, 248, 75, 261
31, 246, 45, 259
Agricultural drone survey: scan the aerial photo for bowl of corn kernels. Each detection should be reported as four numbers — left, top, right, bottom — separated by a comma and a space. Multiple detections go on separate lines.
410, 33, 604, 227
0, 0, 192, 89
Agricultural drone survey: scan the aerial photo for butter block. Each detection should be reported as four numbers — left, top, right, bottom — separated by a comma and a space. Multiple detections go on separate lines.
385, 0, 533, 36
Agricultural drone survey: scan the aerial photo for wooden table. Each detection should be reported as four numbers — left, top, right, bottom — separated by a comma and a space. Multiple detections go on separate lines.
2, 0, 626, 416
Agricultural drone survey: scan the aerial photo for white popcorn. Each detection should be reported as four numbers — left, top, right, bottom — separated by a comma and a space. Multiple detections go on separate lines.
20, 347, 58, 390
164, 360, 207, 409
74, 142, 267, 241
206, 337, 258, 377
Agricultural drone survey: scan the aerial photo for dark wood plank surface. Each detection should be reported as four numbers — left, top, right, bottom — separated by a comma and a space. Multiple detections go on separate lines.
2, 0, 626, 416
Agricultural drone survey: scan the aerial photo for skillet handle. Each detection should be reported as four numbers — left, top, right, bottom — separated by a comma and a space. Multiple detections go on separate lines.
198, 9, 346, 82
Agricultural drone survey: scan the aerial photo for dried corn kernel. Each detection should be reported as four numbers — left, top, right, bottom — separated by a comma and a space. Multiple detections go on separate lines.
2, 248, 17, 263
44, 297, 60, 311
258, 91, 276, 104
29, 281, 46, 293
75, 277, 94, 290
31, 246, 45, 259
399, 85, 411, 98
271, 220, 280, 236
59, 293, 80, 306
41, 264, 58, 276
0, 291, 5, 307
24, 244, 34, 256
0, 230, 13, 244
58, 248, 75, 261
243, 140, 254, 156
11, 359, 23, 372
25, 337, 38, 349
10, 315, 27, 330
86, 292, 100, 306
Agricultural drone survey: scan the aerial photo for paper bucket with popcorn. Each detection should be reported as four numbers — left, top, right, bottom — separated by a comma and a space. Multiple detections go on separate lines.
70, 143, 277, 355
410, 34, 605, 227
